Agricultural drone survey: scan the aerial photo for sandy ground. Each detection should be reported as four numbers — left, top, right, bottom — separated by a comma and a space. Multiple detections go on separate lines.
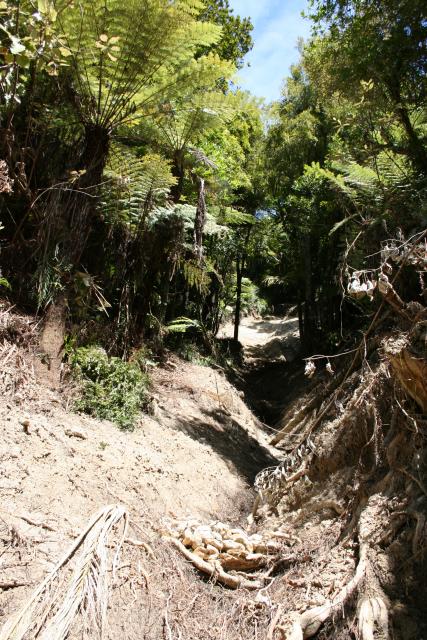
219, 315, 300, 364
0, 306, 281, 636
3, 306, 422, 639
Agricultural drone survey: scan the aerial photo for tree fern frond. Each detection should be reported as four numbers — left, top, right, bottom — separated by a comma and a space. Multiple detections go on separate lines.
54, 0, 229, 129
181, 259, 211, 293
167, 316, 201, 333
100, 145, 176, 225
149, 203, 227, 236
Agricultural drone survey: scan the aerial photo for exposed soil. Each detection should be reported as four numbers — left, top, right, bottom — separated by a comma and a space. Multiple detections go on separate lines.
220, 314, 311, 426
0, 302, 282, 638
1, 303, 426, 640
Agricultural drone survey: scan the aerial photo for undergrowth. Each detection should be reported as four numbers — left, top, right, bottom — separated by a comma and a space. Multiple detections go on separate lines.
70, 346, 149, 430
175, 341, 215, 367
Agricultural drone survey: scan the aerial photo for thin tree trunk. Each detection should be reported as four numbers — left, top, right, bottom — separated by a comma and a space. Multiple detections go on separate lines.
233, 225, 252, 342
297, 298, 304, 344
193, 177, 206, 263
386, 80, 427, 175
170, 149, 185, 202
234, 255, 242, 342
303, 234, 314, 352
395, 103, 427, 175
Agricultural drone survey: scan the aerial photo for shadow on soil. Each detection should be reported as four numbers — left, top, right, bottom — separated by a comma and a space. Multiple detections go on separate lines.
169, 407, 280, 483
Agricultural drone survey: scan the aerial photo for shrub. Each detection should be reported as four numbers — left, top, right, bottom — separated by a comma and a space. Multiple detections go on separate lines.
70, 346, 149, 430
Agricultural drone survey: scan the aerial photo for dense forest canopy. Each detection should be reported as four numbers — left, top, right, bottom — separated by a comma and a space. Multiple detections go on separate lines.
0, 0, 425, 357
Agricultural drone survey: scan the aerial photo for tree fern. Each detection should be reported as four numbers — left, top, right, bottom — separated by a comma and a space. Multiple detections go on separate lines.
100, 145, 176, 225
55, 0, 227, 130
152, 74, 236, 155
309, 152, 416, 220
149, 202, 226, 236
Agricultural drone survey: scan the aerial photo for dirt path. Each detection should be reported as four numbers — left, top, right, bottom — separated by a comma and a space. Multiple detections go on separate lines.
219, 314, 300, 366
3, 306, 424, 639
220, 315, 308, 426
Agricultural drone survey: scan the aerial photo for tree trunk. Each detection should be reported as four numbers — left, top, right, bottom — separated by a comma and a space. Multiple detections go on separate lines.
55, 124, 110, 266
170, 149, 185, 202
234, 255, 242, 342
302, 234, 314, 352
395, 104, 427, 175
297, 298, 304, 344
78, 124, 110, 188
386, 80, 427, 175
193, 177, 206, 263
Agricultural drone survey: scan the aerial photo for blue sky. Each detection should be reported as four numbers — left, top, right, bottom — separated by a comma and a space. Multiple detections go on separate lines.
229, 0, 312, 103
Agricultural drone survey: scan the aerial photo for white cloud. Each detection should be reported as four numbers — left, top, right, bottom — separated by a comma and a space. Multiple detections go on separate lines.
230, 0, 312, 102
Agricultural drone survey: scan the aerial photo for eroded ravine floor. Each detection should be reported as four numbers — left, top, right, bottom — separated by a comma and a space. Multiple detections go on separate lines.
1, 305, 288, 639
220, 314, 311, 427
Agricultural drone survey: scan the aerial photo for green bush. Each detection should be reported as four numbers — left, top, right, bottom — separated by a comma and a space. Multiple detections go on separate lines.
70, 346, 149, 430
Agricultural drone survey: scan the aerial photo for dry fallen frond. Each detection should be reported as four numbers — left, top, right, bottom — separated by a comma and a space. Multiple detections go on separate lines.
0, 504, 128, 640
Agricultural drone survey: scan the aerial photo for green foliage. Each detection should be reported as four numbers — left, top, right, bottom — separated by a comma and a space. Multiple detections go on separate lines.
176, 341, 214, 366
101, 146, 176, 226
0, 0, 70, 105
167, 316, 202, 334
70, 347, 149, 430
239, 278, 268, 316
305, 0, 427, 175
199, 0, 253, 69
5, 0, 425, 369
56, 0, 230, 130
0, 276, 11, 290
221, 276, 268, 318
219, 207, 255, 225
149, 203, 226, 237
199, 126, 251, 191
182, 259, 211, 294
34, 250, 70, 310
152, 79, 237, 155
263, 64, 330, 205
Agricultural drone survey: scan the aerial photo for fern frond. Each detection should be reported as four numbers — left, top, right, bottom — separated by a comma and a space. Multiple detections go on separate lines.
220, 207, 255, 226
101, 145, 176, 225
149, 203, 227, 236
181, 259, 211, 294
55, 0, 229, 128
167, 316, 201, 333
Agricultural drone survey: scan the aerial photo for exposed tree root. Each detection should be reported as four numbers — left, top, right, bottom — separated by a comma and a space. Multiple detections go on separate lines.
270, 335, 382, 447
124, 537, 155, 557
168, 537, 264, 590
268, 493, 394, 640
358, 596, 389, 640
386, 339, 427, 413
0, 581, 32, 590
